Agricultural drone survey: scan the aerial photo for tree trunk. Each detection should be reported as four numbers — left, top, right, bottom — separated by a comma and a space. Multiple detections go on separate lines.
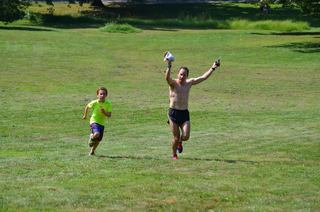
91, 0, 104, 7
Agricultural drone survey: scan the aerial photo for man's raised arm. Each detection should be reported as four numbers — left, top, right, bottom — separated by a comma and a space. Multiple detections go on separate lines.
190, 60, 221, 85
165, 60, 175, 86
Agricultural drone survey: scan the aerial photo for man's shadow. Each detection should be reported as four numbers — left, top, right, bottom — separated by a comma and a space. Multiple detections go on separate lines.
95, 155, 258, 164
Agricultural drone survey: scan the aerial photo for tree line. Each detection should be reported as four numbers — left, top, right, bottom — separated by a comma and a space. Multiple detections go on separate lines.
0, 0, 319, 23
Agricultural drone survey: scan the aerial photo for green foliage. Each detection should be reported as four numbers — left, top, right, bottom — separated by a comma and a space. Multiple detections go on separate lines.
0, 0, 31, 23
44, 0, 104, 7
100, 23, 142, 33
277, 0, 294, 7
294, 0, 320, 14
276, 0, 320, 14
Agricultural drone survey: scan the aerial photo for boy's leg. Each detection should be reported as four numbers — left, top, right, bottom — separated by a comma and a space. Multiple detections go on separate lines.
88, 132, 100, 147
92, 132, 101, 140
89, 132, 101, 155
88, 123, 105, 155
88, 133, 94, 147
89, 141, 100, 155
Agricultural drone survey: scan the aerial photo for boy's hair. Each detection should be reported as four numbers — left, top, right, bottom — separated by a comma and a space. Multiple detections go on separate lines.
96, 87, 108, 95
179, 66, 189, 77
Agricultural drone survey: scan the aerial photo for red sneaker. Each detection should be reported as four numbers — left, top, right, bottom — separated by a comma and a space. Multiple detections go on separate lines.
172, 155, 178, 160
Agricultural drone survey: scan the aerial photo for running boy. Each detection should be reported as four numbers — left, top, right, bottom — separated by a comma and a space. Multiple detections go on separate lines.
82, 87, 112, 156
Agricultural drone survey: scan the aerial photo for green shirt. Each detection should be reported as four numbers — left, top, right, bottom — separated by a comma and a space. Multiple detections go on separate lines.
87, 99, 112, 126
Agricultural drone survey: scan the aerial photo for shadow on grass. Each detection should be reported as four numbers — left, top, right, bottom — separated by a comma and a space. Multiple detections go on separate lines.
267, 42, 320, 53
184, 157, 257, 164
97, 3, 300, 20
252, 31, 320, 36
0, 25, 54, 31
272, 31, 320, 36
32, 14, 106, 29
96, 155, 258, 164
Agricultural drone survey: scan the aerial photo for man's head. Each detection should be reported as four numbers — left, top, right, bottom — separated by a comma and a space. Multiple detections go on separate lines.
178, 67, 189, 82
96, 87, 108, 101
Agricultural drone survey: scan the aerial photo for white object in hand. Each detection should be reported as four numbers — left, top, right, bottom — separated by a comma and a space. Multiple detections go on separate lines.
164, 51, 175, 62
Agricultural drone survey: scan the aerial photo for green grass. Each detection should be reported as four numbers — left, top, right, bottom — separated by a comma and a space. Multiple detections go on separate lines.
0, 2, 320, 211
229, 19, 310, 31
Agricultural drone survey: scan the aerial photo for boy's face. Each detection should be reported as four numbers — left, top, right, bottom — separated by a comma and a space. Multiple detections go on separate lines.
97, 90, 107, 101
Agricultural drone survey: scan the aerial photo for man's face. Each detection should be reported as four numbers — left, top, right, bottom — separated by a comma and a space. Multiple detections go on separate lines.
178, 68, 188, 82
97, 90, 107, 101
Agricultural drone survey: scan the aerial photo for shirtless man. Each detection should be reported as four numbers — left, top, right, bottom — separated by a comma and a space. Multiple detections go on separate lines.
165, 56, 221, 160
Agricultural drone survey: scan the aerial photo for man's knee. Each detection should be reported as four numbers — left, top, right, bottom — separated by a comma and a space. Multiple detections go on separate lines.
181, 135, 190, 141
173, 136, 180, 143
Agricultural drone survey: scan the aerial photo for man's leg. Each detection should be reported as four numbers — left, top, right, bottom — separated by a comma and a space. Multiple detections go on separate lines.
180, 121, 190, 142
177, 121, 190, 153
169, 119, 180, 159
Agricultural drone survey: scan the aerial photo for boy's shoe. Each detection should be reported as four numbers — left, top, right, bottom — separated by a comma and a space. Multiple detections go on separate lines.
89, 141, 94, 147
172, 155, 178, 160
177, 142, 183, 153
89, 151, 95, 156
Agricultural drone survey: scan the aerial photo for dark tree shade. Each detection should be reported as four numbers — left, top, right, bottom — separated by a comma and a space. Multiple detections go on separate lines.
0, 0, 31, 23
294, 0, 320, 15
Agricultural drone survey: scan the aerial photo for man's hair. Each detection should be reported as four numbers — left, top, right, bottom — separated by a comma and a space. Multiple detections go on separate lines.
179, 66, 189, 77
96, 87, 108, 95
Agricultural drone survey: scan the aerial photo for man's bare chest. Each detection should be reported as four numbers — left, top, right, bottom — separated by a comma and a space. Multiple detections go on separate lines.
172, 83, 191, 94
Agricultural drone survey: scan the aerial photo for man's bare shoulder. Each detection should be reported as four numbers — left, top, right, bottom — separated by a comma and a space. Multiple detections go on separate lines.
186, 78, 196, 84
168, 79, 177, 88
186, 78, 195, 82
172, 79, 180, 85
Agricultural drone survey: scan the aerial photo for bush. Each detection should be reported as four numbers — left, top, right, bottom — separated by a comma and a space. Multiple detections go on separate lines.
100, 23, 142, 33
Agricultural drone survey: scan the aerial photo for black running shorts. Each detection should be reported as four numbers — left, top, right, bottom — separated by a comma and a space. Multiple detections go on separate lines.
168, 108, 190, 125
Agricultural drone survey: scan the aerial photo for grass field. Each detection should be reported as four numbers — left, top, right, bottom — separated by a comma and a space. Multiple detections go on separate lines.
1, 2, 320, 211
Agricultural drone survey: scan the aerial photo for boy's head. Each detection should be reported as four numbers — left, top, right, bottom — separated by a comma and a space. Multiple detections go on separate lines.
96, 87, 108, 101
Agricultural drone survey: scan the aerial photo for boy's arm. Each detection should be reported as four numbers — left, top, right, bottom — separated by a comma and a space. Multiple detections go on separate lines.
165, 60, 175, 86
100, 108, 111, 118
82, 105, 89, 119
190, 61, 220, 86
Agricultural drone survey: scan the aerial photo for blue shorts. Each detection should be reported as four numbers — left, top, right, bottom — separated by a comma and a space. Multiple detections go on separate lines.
90, 123, 104, 141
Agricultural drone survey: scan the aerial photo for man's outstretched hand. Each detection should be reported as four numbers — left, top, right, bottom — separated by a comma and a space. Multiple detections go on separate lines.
212, 58, 221, 69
